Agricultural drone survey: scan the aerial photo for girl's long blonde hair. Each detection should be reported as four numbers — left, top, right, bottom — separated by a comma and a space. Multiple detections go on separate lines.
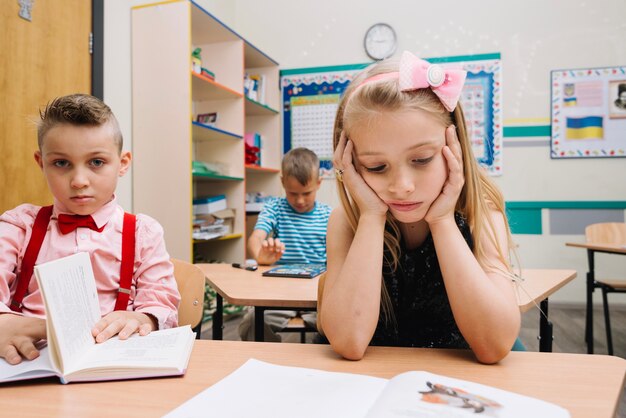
333, 58, 514, 319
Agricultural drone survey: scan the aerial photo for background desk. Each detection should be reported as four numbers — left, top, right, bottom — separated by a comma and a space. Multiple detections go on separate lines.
516, 269, 577, 352
198, 263, 317, 341
200, 264, 575, 349
566, 242, 626, 353
1, 340, 623, 418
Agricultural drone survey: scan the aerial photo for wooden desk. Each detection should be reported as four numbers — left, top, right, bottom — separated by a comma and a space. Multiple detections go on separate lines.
566, 241, 626, 354
198, 263, 318, 341
516, 269, 577, 352
200, 264, 576, 350
1, 340, 623, 418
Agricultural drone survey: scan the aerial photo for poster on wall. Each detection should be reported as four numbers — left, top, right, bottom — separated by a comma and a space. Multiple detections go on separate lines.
281, 67, 363, 178
550, 66, 626, 158
281, 53, 503, 178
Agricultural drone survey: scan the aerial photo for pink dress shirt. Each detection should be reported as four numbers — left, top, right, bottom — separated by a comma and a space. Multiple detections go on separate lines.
0, 197, 180, 329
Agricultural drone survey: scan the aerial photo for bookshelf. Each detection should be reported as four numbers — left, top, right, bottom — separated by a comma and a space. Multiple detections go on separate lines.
131, 1, 281, 263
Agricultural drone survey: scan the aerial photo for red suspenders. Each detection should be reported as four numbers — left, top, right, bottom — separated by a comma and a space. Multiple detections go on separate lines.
115, 212, 136, 311
9, 206, 136, 313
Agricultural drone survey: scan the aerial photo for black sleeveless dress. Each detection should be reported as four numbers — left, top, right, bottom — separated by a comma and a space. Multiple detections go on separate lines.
371, 213, 473, 349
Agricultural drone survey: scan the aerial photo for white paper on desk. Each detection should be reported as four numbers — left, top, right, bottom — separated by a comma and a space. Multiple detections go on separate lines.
164, 358, 387, 418
165, 359, 570, 418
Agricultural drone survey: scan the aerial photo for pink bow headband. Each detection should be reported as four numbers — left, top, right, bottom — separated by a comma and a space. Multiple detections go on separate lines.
350, 51, 467, 112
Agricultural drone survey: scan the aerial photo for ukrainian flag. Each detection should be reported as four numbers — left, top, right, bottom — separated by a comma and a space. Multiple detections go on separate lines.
563, 97, 577, 106
566, 116, 603, 140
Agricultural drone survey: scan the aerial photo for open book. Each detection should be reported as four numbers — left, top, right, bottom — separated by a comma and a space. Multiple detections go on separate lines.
165, 359, 570, 418
0, 252, 195, 384
262, 263, 326, 278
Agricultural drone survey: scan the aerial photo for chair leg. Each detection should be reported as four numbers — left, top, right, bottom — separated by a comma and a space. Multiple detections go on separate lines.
300, 331, 306, 344
601, 288, 613, 356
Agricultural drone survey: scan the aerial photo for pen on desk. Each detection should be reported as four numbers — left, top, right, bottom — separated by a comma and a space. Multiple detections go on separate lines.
232, 262, 258, 271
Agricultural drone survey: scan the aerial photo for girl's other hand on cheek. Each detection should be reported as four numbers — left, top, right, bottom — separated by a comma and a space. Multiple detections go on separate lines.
333, 131, 388, 219
425, 125, 465, 226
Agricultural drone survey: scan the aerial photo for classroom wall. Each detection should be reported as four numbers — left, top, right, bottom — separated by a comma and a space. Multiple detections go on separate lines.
105, 0, 626, 305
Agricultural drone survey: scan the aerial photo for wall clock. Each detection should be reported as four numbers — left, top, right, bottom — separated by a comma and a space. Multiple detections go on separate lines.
364, 23, 397, 60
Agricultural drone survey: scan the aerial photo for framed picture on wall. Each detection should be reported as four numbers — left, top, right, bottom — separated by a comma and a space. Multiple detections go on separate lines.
608, 80, 626, 119
550, 66, 626, 158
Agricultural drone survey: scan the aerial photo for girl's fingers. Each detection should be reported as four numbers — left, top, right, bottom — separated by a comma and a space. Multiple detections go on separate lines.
333, 131, 348, 167
447, 125, 463, 163
342, 138, 354, 168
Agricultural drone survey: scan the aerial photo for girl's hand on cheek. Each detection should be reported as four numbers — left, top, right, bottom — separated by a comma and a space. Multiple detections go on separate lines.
425, 125, 465, 226
333, 131, 388, 219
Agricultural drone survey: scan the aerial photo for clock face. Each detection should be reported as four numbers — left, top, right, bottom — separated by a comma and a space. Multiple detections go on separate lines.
364, 23, 397, 60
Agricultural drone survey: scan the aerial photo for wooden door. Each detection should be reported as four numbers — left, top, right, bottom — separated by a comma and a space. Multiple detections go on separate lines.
0, 1, 92, 213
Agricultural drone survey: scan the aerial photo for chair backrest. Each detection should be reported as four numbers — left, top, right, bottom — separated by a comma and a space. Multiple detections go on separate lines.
585, 223, 626, 245
316, 272, 327, 336
171, 258, 205, 329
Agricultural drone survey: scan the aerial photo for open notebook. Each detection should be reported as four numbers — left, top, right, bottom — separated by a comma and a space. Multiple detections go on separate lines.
164, 359, 570, 418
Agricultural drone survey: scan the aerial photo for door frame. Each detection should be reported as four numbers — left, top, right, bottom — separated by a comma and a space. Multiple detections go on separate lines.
92, 0, 104, 99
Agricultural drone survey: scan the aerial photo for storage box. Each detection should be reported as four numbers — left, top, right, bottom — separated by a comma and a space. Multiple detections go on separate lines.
194, 208, 235, 236
193, 195, 227, 215
212, 208, 235, 235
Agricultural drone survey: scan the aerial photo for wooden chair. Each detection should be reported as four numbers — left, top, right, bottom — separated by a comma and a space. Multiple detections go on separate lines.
586, 223, 626, 355
171, 258, 205, 339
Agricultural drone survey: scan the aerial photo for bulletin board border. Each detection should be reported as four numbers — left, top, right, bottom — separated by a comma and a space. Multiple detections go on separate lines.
550, 64, 626, 159
281, 52, 503, 176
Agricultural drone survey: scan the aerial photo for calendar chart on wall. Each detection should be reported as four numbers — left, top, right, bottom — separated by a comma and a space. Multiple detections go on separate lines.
281, 53, 503, 177
282, 66, 364, 178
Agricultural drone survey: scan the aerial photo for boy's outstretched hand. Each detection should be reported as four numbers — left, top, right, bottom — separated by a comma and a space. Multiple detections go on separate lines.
91, 311, 157, 343
256, 237, 285, 265
0, 314, 46, 365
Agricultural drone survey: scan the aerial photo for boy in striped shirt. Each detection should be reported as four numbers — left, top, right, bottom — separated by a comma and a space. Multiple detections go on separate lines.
239, 148, 331, 342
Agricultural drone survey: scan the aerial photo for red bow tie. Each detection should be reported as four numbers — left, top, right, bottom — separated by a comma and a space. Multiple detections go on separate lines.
57, 214, 105, 234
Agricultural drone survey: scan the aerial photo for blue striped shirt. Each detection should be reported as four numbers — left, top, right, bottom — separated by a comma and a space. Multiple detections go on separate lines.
254, 197, 331, 265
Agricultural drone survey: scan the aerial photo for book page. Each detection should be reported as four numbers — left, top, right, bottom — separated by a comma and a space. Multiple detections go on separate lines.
0, 346, 57, 383
366, 371, 570, 418
70, 326, 194, 375
35, 252, 101, 373
164, 359, 387, 418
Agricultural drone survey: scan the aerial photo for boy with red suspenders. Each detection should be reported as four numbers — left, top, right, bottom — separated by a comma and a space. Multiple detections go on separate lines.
0, 94, 180, 365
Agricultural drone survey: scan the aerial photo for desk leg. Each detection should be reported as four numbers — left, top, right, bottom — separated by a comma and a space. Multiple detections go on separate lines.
212, 293, 223, 340
254, 307, 265, 342
539, 299, 553, 352
586, 250, 595, 354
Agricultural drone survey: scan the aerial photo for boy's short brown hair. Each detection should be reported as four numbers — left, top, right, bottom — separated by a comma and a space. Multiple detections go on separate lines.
281, 147, 320, 186
37, 94, 123, 152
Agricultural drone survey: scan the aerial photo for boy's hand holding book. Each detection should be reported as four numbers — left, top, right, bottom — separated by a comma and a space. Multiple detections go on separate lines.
0, 252, 195, 384
91, 310, 157, 343
0, 314, 46, 365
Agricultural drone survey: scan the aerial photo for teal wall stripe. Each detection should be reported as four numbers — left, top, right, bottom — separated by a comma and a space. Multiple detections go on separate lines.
505, 202, 626, 235
427, 52, 501, 63
503, 125, 551, 137
506, 208, 542, 235
280, 53, 501, 76
281, 63, 368, 76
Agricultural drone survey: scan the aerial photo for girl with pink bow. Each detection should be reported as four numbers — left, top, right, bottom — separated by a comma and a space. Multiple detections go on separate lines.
318, 52, 520, 364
